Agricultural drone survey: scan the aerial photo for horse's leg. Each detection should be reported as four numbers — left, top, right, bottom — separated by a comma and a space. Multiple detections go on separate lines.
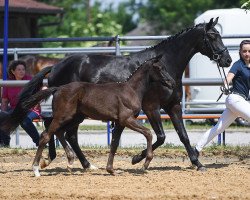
55, 130, 75, 172
106, 123, 125, 175
132, 109, 165, 165
125, 117, 153, 171
65, 125, 98, 170
166, 103, 205, 171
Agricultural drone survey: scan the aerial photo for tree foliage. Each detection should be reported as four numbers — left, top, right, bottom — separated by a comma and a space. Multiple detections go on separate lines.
241, 0, 250, 10
138, 0, 244, 34
37, 0, 136, 47
37, 0, 247, 47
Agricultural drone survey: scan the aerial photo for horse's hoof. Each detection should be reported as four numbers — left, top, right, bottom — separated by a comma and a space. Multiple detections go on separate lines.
197, 166, 207, 172
140, 166, 149, 173
190, 164, 196, 169
40, 158, 51, 169
132, 155, 143, 165
33, 166, 41, 177
106, 168, 115, 175
88, 164, 98, 171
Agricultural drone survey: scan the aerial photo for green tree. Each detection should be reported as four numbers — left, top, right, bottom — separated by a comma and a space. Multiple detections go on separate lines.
241, 0, 250, 10
37, 0, 136, 47
138, 0, 243, 34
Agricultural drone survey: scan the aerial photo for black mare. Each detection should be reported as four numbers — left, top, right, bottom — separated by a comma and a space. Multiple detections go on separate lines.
6, 17, 232, 171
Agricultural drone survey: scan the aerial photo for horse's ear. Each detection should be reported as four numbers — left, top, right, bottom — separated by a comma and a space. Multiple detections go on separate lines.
205, 18, 214, 31
206, 17, 219, 31
212, 17, 219, 27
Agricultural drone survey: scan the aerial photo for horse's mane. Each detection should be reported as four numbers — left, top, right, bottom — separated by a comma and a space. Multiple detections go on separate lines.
142, 23, 204, 52
117, 23, 206, 83
124, 58, 160, 82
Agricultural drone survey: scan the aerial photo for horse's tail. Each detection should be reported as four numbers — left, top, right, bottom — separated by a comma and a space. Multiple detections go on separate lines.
0, 66, 53, 135
0, 87, 58, 135
18, 66, 53, 103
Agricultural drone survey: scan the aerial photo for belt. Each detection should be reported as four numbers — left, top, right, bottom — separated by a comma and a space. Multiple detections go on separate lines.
232, 92, 248, 100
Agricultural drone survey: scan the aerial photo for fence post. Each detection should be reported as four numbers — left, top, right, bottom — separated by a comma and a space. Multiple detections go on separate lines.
217, 133, 221, 145
15, 127, 20, 146
222, 131, 226, 146
106, 35, 122, 147
182, 85, 186, 127
107, 121, 111, 146
14, 48, 18, 60
115, 35, 121, 56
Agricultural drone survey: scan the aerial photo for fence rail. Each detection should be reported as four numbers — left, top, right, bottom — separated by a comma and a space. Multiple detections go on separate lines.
2, 35, 249, 147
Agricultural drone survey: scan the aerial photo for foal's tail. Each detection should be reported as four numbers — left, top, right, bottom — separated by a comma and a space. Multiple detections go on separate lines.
21, 87, 58, 114
0, 66, 53, 135
0, 87, 58, 135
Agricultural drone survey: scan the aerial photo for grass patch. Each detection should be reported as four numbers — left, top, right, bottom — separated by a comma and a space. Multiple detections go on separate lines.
35, 119, 249, 131
0, 145, 249, 161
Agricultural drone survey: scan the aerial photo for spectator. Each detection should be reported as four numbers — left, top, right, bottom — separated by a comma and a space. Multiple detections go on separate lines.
0, 60, 41, 147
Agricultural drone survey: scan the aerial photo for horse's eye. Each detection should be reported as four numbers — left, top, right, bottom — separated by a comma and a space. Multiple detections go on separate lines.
208, 33, 216, 40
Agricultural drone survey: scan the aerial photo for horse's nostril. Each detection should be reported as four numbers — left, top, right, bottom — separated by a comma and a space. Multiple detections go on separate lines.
227, 58, 232, 64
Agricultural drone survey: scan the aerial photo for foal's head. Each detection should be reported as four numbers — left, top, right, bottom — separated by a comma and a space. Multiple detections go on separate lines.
145, 55, 176, 89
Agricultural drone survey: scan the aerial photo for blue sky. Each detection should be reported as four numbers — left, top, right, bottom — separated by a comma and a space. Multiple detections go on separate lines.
92, 0, 147, 10
91, 0, 128, 9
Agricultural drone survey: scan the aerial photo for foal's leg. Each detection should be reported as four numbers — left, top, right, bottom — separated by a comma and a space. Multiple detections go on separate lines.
106, 123, 125, 174
32, 130, 52, 177
33, 133, 76, 176
40, 117, 75, 169
125, 117, 153, 171
65, 125, 98, 170
132, 109, 165, 165
166, 104, 205, 171
40, 117, 56, 169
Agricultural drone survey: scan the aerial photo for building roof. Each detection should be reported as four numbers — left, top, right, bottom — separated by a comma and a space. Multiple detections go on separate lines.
0, 0, 63, 15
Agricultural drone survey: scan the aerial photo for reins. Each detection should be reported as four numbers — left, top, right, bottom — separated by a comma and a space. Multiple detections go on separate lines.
203, 27, 230, 102
216, 63, 230, 102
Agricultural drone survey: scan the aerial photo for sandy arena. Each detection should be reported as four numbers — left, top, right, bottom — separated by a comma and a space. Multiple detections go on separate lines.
0, 148, 249, 200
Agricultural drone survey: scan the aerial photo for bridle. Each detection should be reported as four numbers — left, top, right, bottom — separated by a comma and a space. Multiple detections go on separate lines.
203, 28, 230, 100
203, 30, 227, 62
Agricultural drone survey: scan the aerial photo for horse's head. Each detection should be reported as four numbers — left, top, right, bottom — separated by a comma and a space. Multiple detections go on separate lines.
146, 55, 176, 89
199, 17, 232, 67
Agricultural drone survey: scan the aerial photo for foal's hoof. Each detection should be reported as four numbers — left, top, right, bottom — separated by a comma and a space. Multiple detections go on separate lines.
67, 164, 74, 173
40, 158, 51, 169
197, 166, 207, 172
33, 166, 41, 177
140, 166, 149, 174
132, 155, 143, 165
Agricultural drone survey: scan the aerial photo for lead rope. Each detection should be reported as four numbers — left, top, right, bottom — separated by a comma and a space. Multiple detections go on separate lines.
216, 62, 230, 102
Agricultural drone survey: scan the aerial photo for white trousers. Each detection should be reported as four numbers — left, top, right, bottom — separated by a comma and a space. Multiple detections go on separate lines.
196, 94, 250, 152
